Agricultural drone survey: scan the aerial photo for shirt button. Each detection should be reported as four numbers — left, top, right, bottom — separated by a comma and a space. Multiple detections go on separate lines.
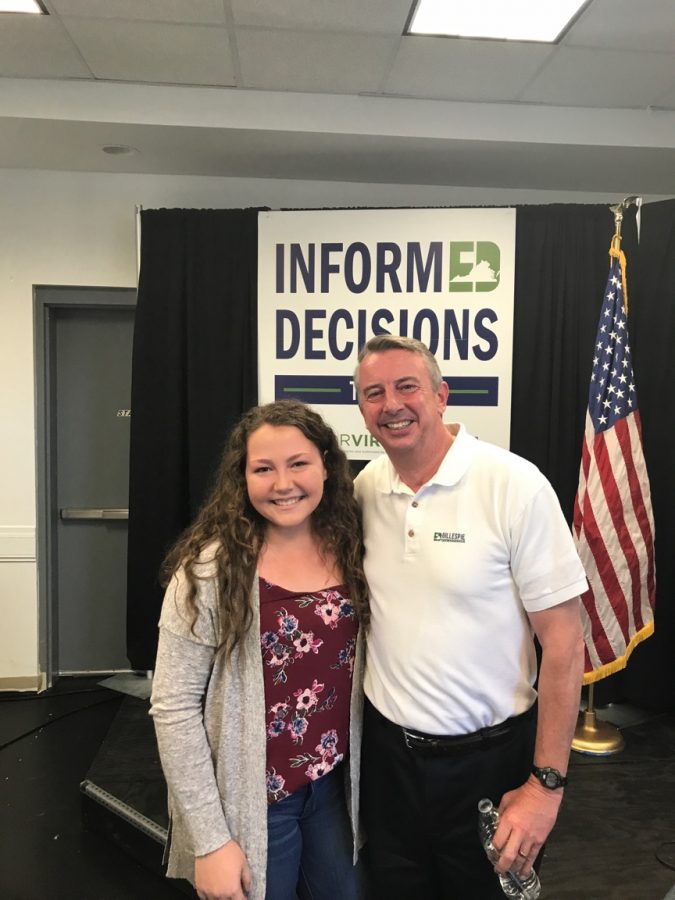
408, 529, 415, 537
412, 501, 418, 508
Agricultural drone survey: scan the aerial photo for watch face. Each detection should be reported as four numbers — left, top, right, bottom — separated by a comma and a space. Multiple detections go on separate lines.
533, 766, 566, 789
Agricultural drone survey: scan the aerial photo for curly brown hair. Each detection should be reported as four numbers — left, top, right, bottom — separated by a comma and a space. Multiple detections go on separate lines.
161, 400, 369, 657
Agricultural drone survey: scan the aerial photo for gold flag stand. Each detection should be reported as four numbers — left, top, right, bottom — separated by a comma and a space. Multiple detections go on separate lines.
572, 683, 625, 756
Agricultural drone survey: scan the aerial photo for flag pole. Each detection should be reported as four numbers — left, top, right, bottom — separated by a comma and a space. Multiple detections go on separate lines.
571, 194, 641, 757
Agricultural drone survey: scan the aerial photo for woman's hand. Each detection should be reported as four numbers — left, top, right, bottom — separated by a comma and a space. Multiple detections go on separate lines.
195, 840, 252, 900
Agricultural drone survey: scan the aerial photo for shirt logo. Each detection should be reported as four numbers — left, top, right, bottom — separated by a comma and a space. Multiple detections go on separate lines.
433, 531, 466, 543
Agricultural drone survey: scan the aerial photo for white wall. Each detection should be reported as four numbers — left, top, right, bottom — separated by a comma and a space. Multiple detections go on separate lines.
0, 167, 667, 684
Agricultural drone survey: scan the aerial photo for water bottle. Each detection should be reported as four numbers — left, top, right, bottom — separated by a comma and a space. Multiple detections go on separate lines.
477, 798, 541, 900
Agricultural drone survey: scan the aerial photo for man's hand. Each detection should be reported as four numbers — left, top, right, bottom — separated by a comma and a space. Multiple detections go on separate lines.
491, 778, 563, 879
489, 596, 581, 880
195, 840, 252, 900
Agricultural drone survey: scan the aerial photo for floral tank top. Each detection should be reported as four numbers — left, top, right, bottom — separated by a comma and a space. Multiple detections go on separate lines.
259, 577, 358, 804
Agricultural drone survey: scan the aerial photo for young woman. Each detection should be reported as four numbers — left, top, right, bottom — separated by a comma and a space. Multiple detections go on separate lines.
150, 400, 369, 900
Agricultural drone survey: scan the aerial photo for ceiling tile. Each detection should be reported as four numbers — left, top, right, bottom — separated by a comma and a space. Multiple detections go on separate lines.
520, 46, 675, 109
563, 0, 675, 53
385, 36, 554, 102
231, 0, 413, 35
50, 0, 227, 25
237, 28, 399, 94
61, 18, 236, 86
0, 15, 91, 78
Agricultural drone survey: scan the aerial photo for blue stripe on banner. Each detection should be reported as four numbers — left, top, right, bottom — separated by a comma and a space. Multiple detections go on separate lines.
275, 375, 498, 407
443, 377, 498, 407
275, 375, 356, 405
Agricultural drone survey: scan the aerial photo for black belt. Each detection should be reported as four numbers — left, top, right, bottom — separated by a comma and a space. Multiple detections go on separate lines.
368, 698, 536, 756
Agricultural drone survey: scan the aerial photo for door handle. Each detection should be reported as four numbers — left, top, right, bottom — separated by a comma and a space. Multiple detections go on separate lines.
60, 508, 129, 520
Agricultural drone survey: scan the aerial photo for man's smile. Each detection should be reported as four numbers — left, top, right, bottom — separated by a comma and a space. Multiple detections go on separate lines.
382, 419, 415, 430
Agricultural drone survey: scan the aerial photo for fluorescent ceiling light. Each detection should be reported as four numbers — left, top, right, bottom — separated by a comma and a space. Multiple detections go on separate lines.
0, 1, 45, 12
408, 0, 586, 42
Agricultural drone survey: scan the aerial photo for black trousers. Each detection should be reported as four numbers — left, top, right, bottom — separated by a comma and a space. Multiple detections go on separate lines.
361, 698, 538, 900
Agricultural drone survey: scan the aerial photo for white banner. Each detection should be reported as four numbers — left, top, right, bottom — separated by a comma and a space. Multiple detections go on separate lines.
258, 208, 516, 459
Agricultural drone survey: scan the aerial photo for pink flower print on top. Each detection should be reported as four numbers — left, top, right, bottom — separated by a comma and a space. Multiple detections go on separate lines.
315, 728, 344, 767
268, 644, 290, 668
261, 630, 279, 650
267, 768, 285, 793
293, 679, 324, 712
266, 767, 289, 802
293, 631, 323, 658
267, 699, 291, 739
314, 598, 340, 629
316, 728, 339, 756
288, 715, 309, 744
268, 718, 286, 738
306, 759, 335, 781
278, 611, 299, 636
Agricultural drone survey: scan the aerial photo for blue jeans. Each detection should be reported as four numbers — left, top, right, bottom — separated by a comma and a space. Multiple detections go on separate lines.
265, 766, 362, 900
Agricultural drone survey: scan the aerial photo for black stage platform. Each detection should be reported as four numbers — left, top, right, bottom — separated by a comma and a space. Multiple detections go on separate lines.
80, 692, 675, 900
81, 695, 167, 876
80, 692, 195, 897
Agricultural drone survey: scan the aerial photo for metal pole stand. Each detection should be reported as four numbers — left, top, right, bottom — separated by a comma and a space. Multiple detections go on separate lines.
572, 683, 625, 756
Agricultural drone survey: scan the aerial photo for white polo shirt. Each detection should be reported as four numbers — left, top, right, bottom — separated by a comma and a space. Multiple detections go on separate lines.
354, 424, 587, 735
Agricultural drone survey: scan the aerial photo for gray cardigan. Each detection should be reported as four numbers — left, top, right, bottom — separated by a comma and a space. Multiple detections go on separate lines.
149, 552, 365, 900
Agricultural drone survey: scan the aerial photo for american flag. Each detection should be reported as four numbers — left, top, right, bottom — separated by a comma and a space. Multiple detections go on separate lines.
573, 245, 656, 683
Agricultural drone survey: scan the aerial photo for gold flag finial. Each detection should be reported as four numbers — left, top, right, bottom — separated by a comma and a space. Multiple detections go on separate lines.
609, 195, 639, 242
608, 196, 640, 313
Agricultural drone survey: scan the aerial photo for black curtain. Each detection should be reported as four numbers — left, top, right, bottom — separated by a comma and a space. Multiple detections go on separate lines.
126, 208, 260, 670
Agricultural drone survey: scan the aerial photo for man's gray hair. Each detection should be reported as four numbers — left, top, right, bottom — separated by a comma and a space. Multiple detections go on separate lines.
354, 334, 443, 392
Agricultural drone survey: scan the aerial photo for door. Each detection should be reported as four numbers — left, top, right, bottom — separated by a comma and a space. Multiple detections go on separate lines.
37, 288, 136, 676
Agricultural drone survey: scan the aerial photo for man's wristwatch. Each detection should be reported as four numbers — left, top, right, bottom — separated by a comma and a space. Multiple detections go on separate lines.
531, 765, 568, 790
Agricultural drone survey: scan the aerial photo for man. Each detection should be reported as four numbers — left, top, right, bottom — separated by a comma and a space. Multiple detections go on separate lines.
353, 335, 586, 899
